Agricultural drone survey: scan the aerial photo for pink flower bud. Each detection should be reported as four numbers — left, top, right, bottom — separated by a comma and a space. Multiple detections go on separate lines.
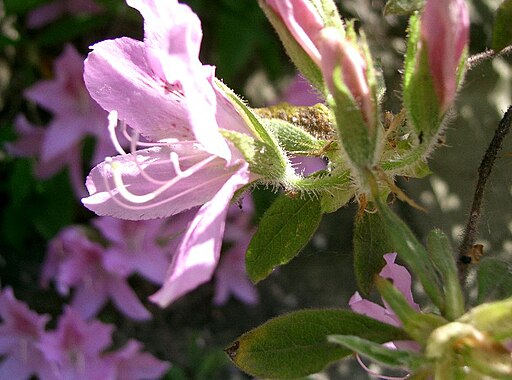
265, 0, 325, 64
319, 28, 374, 127
421, 0, 469, 111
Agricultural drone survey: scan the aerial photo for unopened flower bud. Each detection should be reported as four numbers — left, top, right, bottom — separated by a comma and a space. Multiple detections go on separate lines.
421, 0, 469, 112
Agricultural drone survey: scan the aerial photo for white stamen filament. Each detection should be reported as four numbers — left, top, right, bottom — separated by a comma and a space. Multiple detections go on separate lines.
106, 155, 218, 204
170, 151, 183, 175
101, 164, 233, 211
108, 111, 127, 155
355, 354, 409, 380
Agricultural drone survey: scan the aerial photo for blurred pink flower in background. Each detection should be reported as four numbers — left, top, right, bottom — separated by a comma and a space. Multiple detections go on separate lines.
213, 197, 259, 306
81, 0, 258, 308
0, 288, 54, 380
43, 226, 152, 321
27, 0, 103, 29
9, 44, 115, 198
421, 0, 469, 112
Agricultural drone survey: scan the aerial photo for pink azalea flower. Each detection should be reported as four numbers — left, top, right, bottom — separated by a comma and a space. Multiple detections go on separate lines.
264, 0, 325, 64
27, 0, 103, 29
421, 0, 469, 112
39, 307, 116, 380
0, 288, 54, 380
105, 340, 170, 380
43, 226, 151, 320
349, 253, 420, 328
11, 44, 114, 197
281, 74, 323, 107
81, 0, 258, 307
92, 217, 172, 284
213, 198, 259, 306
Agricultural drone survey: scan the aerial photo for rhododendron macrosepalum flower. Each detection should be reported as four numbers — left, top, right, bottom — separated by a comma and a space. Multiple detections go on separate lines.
0, 288, 54, 380
11, 44, 114, 197
43, 226, 151, 321
81, 0, 258, 307
213, 198, 259, 306
104, 340, 170, 380
27, 0, 103, 29
421, 0, 469, 112
92, 217, 171, 284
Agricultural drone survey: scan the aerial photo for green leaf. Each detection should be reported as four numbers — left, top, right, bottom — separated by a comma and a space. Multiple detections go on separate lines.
353, 210, 394, 295
384, 0, 424, 15
493, 0, 512, 52
319, 184, 354, 213
245, 194, 322, 283
4, 0, 46, 14
458, 297, 512, 341
477, 258, 512, 303
426, 229, 464, 320
36, 15, 109, 46
226, 309, 408, 379
328, 335, 425, 370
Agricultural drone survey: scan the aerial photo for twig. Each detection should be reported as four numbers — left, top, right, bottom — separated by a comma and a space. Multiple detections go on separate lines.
466, 45, 512, 71
458, 106, 512, 279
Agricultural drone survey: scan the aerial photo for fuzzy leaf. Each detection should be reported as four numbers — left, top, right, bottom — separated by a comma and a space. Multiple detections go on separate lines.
384, 0, 424, 15
353, 210, 394, 295
226, 309, 407, 379
493, 0, 512, 52
328, 335, 425, 369
477, 257, 512, 303
245, 194, 322, 283
262, 118, 325, 154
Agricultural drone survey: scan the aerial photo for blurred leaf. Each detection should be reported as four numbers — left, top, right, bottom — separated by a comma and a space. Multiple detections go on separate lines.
477, 257, 512, 303
245, 194, 322, 283
36, 15, 109, 46
4, 0, 47, 14
226, 309, 407, 379
328, 335, 425, 370
492, 0, 512, 52
353, 210, 393, 295
384, 0, 424, 15
459, 297, 512, 341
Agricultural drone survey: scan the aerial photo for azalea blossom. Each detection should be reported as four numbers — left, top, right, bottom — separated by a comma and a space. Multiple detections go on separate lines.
349, 253, 420, 328
10, 44, 114, 197
43, 226, 151, 320
213, 198, 259, 306
0, 288, 54, 380
39, 307, 115, 380
421, 0, 469, 112
81, 0, 259, 307
105, 340, 170, 380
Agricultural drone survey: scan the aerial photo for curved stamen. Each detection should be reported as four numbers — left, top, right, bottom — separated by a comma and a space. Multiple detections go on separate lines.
108, 111, 127, 155
170, 151, 183, 176
106, 155, 218, 204
355, 353, 409, 380
101, 162, 234, 211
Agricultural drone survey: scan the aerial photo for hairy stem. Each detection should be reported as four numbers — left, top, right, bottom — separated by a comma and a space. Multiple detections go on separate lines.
458, 106, 512, 279
466, 45, 512, 71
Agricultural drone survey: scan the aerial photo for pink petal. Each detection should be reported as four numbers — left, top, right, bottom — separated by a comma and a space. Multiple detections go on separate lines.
149, 164, 250, 307
108, 278, 151, 321
349, 292, 400, 327
82, 146, 239, 220
380, 253, 420, 312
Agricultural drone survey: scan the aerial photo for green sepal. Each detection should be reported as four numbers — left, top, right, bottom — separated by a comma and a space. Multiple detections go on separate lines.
402, 13, 441, 141
492, 0, 512, 53
458, 297, 512, 341
221, 129, 288, 180
262, 118, 326, 154
372, 193, 445, 312
309, 0, 344, 30
225, 309, 408, 379
384, 0, 424, 15
215, 79, 277, 147
257, 0, 326, 93
477, 257, 512, 303
245, 194, 322, 283
376, 276, 447, 345
426, 229, 465, 320
328, 335, 426, 370
353, 209, 394, 295
329, 66, 377, 168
